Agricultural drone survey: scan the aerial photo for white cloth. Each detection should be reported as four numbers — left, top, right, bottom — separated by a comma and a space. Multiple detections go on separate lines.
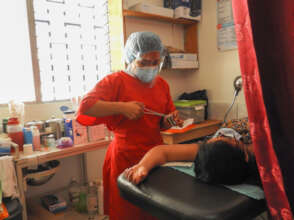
0, 156, 19, 198
212, 128, 242, 140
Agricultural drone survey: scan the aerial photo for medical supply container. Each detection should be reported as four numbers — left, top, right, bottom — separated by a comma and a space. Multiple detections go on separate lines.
174, 100, 207, 123
68, 177, 80, 207
87, 181, 98, 219
31, 126, 41, 151
130, 3, 174, 17
7, 117, 24, 152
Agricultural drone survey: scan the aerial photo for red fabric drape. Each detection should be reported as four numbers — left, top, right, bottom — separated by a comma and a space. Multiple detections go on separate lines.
232, 0, 294, 219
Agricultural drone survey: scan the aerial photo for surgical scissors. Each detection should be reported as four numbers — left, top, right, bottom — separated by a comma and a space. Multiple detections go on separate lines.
144, 107, 177, 126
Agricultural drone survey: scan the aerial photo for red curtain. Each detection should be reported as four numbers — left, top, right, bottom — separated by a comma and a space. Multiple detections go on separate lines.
232, 0, 294, 219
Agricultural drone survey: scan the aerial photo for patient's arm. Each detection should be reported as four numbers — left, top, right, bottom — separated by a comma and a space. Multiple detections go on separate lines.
124, 144, 199, 185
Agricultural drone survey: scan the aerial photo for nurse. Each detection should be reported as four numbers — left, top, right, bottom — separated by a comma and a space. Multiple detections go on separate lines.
76, 31, 183, 220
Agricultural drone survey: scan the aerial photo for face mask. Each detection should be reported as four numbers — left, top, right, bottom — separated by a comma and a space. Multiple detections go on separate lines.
134, 66, 158, 83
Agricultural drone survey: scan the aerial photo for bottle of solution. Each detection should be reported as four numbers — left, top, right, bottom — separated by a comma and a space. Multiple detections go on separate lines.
96, 180, 104, 215
7, 117, 24, 152
68, 178, 80, 208
31, 126, 41, 151
23, 127, 33, 144
77, 185, 87, 213
87, 181, 98, 219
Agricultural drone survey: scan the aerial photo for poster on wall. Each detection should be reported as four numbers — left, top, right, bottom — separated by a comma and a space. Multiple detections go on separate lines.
217, 0, 237, 51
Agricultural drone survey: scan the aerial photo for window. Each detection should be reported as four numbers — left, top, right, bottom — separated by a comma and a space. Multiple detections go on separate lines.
0, 0, 111, 104
0, 1, 35, 104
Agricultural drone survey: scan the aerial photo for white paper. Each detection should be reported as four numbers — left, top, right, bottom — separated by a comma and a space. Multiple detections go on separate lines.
170, 118, 194, 130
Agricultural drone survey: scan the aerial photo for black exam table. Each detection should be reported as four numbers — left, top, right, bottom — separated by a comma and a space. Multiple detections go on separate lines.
117, 166, 267, 220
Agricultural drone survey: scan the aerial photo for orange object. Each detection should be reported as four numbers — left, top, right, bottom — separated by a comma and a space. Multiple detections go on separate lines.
0, 204, 9, 220
165, 124, 197, 133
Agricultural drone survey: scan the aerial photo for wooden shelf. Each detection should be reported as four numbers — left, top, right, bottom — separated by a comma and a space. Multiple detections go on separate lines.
123, 9, 197, 25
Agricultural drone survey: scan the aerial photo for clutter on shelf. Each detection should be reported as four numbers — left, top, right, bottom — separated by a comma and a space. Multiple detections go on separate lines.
163, 46, 199, 69
0, 102, 111, 157
124, 0, 202, 21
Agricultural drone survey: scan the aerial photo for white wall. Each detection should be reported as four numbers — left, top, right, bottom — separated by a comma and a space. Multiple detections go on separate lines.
195, 0, 247, 119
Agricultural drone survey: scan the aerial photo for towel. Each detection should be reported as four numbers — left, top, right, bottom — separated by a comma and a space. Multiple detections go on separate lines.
164, 163, 265, 200
0, 156, 19, 198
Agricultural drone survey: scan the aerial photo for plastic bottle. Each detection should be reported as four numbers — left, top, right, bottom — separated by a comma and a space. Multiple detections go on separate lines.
68, 178, 80, 208
96, 180, 104, 215
23, 127, 33, 144
77, 186, 87, 213
87, 182, 98, 219
7, 117, 24, 152
31, 126, 41, 151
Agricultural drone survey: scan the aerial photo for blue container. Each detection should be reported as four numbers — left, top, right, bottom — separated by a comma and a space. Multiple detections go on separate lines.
64, 119, 73, 141
23, 127, 33, 144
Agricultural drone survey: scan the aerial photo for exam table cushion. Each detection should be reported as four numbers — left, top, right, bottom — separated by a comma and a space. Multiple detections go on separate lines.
117, 166, 266, 220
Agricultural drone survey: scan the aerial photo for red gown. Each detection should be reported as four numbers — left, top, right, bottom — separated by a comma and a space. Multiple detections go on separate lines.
76, 71, 175, 220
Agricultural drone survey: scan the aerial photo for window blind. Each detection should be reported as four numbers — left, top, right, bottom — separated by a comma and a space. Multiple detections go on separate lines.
33, 0, 111, 101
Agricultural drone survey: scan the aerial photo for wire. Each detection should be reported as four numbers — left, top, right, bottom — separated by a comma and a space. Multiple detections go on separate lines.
223, 90, 238, 125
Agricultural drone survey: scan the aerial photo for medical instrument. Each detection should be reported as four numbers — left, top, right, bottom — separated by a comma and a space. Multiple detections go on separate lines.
144, 107, 177, 126
223, 75, 243, 125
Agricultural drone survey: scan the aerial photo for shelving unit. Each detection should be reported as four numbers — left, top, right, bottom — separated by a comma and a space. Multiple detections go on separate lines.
123, 9, 196, 25
14, 140, 110, 220
123, 9, 198, 54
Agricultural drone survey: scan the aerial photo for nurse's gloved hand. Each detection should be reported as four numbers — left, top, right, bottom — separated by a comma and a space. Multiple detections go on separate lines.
120, 101, 144, 120
124, 164, 148, 185
171, 110, 184, 127
161, 110, 184, 129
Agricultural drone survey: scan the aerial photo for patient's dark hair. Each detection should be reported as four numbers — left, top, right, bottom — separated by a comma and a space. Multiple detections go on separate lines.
194, 140, 250, 185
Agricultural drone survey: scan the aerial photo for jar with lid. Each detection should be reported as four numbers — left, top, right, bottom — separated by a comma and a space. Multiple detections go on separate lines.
46, 134, 56, 148
7, 117, 24, 152
46, 117, 63, 139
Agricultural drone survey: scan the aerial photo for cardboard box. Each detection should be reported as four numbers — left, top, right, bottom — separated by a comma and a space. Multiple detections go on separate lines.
87, 124, 107, 142
174, 6, 201, 21
130, 3, 174, 17
64, 119, 88, 145
124, 0, 163, 9
170, 53, 199, 69
72, 120, 88, 145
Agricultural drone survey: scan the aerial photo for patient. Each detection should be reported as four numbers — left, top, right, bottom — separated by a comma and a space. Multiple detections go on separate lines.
124, 118, 260, 185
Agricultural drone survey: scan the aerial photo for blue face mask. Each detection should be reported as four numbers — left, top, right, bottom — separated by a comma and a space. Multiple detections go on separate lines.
134, 66, 158, 83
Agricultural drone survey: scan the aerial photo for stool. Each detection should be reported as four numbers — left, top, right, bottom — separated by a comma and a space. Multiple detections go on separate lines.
117, 166, 267, 220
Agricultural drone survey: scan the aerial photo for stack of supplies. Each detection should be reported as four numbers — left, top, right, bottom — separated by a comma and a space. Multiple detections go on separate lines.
41, 194, 67, 214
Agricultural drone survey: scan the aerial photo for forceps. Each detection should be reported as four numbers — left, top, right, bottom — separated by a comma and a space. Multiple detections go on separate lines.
144, 107, 177, 126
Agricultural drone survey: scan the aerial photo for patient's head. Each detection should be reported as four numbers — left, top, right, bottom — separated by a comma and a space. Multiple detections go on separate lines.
194, 138, 251, 185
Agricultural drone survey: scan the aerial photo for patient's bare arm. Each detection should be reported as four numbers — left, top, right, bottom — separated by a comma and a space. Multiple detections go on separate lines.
124, 144, 199, 185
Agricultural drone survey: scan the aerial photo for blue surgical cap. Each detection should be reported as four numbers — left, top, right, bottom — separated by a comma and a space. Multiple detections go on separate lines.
124, 32, 164, 64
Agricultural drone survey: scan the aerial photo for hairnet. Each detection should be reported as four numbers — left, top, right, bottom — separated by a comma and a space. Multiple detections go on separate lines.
124, 32, 164, 64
